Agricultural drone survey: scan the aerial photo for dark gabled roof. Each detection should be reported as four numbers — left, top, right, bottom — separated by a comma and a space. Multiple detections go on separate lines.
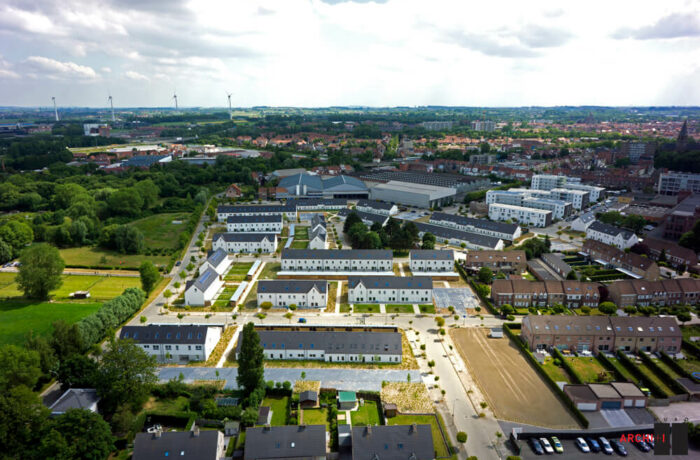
217, 204, 294, 214
213, 232, 276, 243
258, 406, 271, 425
238, 330, 402, 355
123, 154, 170, 168
348, 276, 433, 290
120, 325, 213, 344
282, 248, 392, 260
299, 390, 318, 402
351, 425, 435, 460
322, 175, 367, 190
310, 214, 326, 227
192, 268, 219, 292
412, 221, 502, 249
279, 173, 324, 191
430, 211, 520, 234
588, 221, 635, 240
226, 214, 283, 224
244, 425, 326, 460
575, 211, 596, 225
206, 248, 228, 267
609, 316, 681, 337
338, 208, 389, 226
410, 249, 454, 261
309, 226, 327, 241
357, 199, 395, 211
49, 388, 99, 413
133, 431, 221, 460
257, 280, 327, 294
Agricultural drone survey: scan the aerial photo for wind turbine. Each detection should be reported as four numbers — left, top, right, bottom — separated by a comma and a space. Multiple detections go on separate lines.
108, 94, 115, 122
173, 91, 178, 111
52, 96, 59, 121
226, 92, 233, 119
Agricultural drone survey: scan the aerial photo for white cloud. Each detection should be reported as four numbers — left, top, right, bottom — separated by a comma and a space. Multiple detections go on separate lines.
101, 66, 112, 73
24, 56, 98, 79
124, 70, 149, 81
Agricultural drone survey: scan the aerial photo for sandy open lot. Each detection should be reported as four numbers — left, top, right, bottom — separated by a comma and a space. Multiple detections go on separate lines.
451, 327, 579, 429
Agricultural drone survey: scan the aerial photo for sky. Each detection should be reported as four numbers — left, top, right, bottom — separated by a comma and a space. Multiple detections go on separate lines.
0, 0, 699, 108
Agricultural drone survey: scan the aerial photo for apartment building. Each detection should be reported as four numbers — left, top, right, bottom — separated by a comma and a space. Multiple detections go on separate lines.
287, 198, 347, 210
348, 276, 433, 304
531, 174, 567, 190
462, 250, 527, 273
488, 203, 553, 227
586, 221, 639, 249
521, 315, 681, 354
120, 325, 222, 363
491, 279, 600, 308
550, 188, 590, 209
409, 250, 454, 272
531, 174, 604, 202
486, 190, 572, 219
257, 280, 328, 308
582, 240, 659, 280
217, 204, 296, 222
281, 249, 393, 272
355, 199, 399, 216
184, 268, 223, 306
236, 329, 402, 363
226, 214, 283, 233
657, 171, 700, 196
430, 211, 522, 241
212, 233, 278, 253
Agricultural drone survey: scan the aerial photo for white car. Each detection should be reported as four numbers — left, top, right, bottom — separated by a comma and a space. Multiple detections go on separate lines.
598, 436, 614, 455
576, 437, 590, 453
540, 437, 555, 454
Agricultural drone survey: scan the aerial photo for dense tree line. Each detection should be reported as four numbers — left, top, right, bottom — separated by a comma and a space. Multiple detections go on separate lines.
596, 210, 648, 234
77, 287, 147, 347
519, 235, 552, 260
343, 212, 419, 250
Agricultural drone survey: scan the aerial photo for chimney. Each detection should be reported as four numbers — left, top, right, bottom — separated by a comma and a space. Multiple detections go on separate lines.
193, 426, 200, 437
154, 429, 162, 439
411, 423, 418, 433
366, 425, 372, 435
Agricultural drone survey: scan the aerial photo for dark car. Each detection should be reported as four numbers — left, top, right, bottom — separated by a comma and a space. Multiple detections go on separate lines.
634, 440, 651, 452
610, 440, 628, 456
175, 261, 181, 266
529, 438, 544, 455
586, 437, 601, 453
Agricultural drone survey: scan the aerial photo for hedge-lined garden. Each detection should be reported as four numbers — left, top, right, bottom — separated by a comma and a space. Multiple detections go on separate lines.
77, 287, 147, 347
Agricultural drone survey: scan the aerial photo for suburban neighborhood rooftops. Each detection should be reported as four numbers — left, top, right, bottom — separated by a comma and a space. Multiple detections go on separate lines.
465, 250, 525, 264
582, 239, 656, 271
225, 214, 282, 224
282, 248, 392, 260
217, 204, 294, 214
609, 316, 679, 336
588, 220, 635, 240
589, 383, 622, 399
258, 280, 327, 294
523, 315, 612, 335
206, 248, 228, 267
133, 431, 221, 460
575, 211, 596, 225
357, 199, 394, 211
120, 324, 213, 344
193, 268, 219, 292
351, 424, 435, 460
430, 211, 520, 234
213, 232, 276, 242
610, 382, 646, 398
239, 330, 402, 355
244, 425, 326, 460
348, 276, 433, 290
49, 388, 99, 414
412, 221, 503, 249
410, 249, 454, 260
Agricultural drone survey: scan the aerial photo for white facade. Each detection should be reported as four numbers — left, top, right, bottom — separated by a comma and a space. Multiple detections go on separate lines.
257, 281, 328, 308
121, 326, 222, 363
486, 190, 571, 219
356, 202, 399, 216
409, 251, 454, 272
217, 205, 296, 222
281, 250, 393, 272
308, 232, 327, 249
586, 225, 639, 249
488, 203, 552, 227
200, 250, 233, 276
226, 218, 283, 233
260, 347, 400, 363
212, 233, 278, 253
522, 197, 572, 219
429, 212, 522, 241
658, 171, 700, 195
348, 277, 433, 304
571, 212, 596, 232
566, 183, 605, 202
531, 174, 567, 190
551, 188, 590, 209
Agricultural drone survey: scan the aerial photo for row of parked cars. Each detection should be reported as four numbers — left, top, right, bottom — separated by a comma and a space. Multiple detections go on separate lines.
529, 435, 653, 456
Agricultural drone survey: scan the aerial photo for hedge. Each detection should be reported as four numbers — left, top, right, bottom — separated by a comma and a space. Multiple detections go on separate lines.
615, 350, 666, 398
596, 352, 629, 382
637, 351, 687, 396
77, 287, 147, 347
459, 267, 497, 315
659, 350, 700, 384
502, 323, 589, 428
551, 347, 584, 384
682, 339, 700, 360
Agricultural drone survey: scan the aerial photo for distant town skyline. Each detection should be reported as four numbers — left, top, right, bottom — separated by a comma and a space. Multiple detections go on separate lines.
0, 0, 698, 107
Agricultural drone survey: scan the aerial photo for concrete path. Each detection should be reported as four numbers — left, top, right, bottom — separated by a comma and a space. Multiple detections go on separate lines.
379, 304, 386, 314
412, 304, 420, 314
442, 281, 450, 288
215, 325, 240, 368
334, 281, 343, 314
398, 263, 405, 276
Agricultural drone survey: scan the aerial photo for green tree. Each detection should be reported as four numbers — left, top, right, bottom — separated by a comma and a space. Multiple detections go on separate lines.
237, 322, 265, 405
343, 211, 363, 233
0, 385, 50, 458
478, 266, 493, 284
0, 345, 42, 391
599, 302, 617, 315
241, 406, 258, 426
58, 354, 99, 389
0, 220, 34, 258
97, 338, 157, 413
422, 232, 436, 250
139, 260, 161, 295
16, 243, 64, 299
24, 331, 58, 377
50, 320, 85, 361
44, 409, 114, 460
0, 238, 12, 264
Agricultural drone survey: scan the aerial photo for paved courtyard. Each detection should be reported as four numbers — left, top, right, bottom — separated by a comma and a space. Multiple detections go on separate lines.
159, 367, 422, 392
433, 288, 479, 314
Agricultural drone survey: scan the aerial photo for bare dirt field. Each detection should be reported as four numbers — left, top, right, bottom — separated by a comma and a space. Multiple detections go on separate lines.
451, 327, 579, 429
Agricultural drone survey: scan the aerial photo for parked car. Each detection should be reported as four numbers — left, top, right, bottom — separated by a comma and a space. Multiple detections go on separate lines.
550, 436, 564, 454
586, 437, 601, 453
298, 318, 307, 323
529, 438, 544, 455
539, 437, 554, 454
599, 437, 614, 455
175, 261, 181, 266
576, 437, 590, 453
610, 440, 628, 456
146, 424, 162, 434
634, 440, 651, 452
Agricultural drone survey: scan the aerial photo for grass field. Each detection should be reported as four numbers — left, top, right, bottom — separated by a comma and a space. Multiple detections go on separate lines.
0, 300, 101, 346
387, 413, 452, 458
0, 273, 140, 302
224, 262, 254, 281
261, 396, 289, 426
541, 357, 571, 383
59, 246, 171, 269
350, 400, 381, 426
302, 408, 328, 428
259, 263, 280, 280
354, 304, 380, 313
294, 227, 309, 239
128, 213, 190, 250
606, 357, 636, 382
290, 240, 308, 249
386, 304, 414, 314
566, 357, 613, 383
651, 357, 684, 381
635, 360, 677, 397
419, 304, 435, 314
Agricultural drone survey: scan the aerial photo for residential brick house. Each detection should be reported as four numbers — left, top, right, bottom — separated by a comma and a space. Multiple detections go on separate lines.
582, 240, 660, 280
463, 250, 527, 274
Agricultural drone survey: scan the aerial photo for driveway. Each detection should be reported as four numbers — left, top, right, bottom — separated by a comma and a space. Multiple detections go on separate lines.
433, 288, 479, 314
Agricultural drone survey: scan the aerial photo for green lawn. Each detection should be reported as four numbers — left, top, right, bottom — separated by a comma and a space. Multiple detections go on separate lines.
388, 413, 451, 458
259, 263, 280, 280
541, 357, 571, 383
227, 263, 254, 274
350, 400, 381, 426
354, 304, 380, 313
0, 273, 140, 302
59, 246, 171, 269
652, 358, 684, 380
566, 357, 613, 383
418, 304, 436, 314
606, 358, 636, 382
129, 212, 191, 250
386, 304, 414, 314
262, 396, 289, 426
0, 300, 101, 346
294, 227, 309, 239
339, 304, 351, 313
681, 325, 700, 341
290, 240, 309, 249
676, 356, 700, 375
636, 360, 678, 397
302, 408, 329, 429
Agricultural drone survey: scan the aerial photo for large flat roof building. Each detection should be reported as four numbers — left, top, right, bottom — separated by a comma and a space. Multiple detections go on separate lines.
369, 181, 456, 208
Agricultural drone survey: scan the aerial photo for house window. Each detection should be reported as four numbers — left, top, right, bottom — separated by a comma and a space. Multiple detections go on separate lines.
153, 345, 159, 350
165, 345, 172, 350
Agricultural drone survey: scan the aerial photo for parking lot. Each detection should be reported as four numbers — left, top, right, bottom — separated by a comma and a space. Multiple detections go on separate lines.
518, 436, 697, 459
432, 288, 479, 314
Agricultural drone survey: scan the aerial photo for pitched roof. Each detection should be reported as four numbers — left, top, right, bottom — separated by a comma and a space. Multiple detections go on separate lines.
257, 280, 327, 294
523, 315, 612, 336
226, 214, 283, 224
322, 175, 366, 190
49, 388, 99, 413
609, 316, 680, 336
610, 382, 645, 398
430, 211, 520, 234
193, 268, 219, 292
357, 199, 394, 211
465, 250, 526, 264
241, 330, 402, 356
213, 232, 276, 243
410, 250, 454, 261
244, 425, 327, 460
588, 221, 636, 240
120, 325, 214, 344
574, 211, 596, 225
133, 431, 221, 460
588, 384, 621, 399
348, 276, 433, 290
282, 249, 392, 260
412, 221, 503, 249
217, 204, 293, 214
279, 173, 324, 191
299, 390, 318, 402
351, 425, 435, 460
338, 208, 389, 226
643, 238, 698, 264
206, 248, 228, 267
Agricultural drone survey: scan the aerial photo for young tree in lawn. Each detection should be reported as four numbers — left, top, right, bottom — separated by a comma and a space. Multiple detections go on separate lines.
139, 260, 161, 295
237, 322, 265, 406
16, 243, 64, 300
598, 302, 617, 315
97, 338, 157, 413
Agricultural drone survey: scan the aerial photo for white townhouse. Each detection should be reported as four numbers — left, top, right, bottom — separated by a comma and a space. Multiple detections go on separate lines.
257, 280, 328, 308
586, 221, 639, 249
488, 203, 553, 227
309, 214, 326, 233
414, 221, 505, 250
184, 268, 223, 306
287, 198, 348, 210
281, 249, 393, 272
212, 233, 278, 253
348, 276, 433, 304
355, 199, 399, 216
429, 212, 521, 241
200, 248, 232, 275
571, 211, 596, 233
119, 324, 222, 363
217, 204, 296, 222
237, 330, 402, 363
226, 214, 283, 233
308, 215, 328, 249
409, 250, 455, 272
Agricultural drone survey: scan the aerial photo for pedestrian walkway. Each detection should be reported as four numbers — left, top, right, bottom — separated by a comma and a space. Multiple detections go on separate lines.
412, 304, 420, 314
236, 261, 266, 312
379, 304, 386, 313
335, 281, 343, 314
216, 325, 240, 368
442, 281, 450, 288
398, 263, 405, 276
